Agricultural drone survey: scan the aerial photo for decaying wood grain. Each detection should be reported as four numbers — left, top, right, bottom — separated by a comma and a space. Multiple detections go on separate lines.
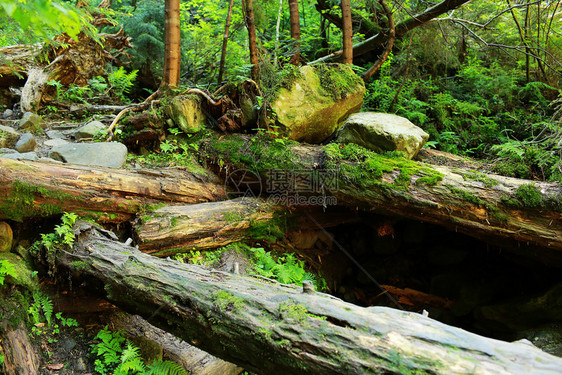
134, 197, 360, 256
48, 222, 562, 375
0, 158, 226, 223
0, 323, 40, 375
134, 197, 280, 256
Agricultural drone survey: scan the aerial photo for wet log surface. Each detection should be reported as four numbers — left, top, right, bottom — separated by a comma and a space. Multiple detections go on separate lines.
50, 222, 562, 375
0, 158, 226, 223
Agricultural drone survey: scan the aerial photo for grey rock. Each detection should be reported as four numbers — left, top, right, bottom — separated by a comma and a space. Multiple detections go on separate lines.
74, 120, 107, 140
0, 148, 18, 154
0, 125, 20, 148
49, 142, 128, 168
44, 138, 69, 147
73, 357, 88, 372
15, 132, 36, 152
336, 112, 429, 159
46, 129, 65, 139
17, 112, 45, 132
2, 109, 13, 118
0, 151, 39, 160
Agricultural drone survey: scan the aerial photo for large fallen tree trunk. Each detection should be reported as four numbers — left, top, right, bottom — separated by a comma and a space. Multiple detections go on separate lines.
46, 222, 562, 374
202, 134, 562, 257
0, 158, 226, 223
134, 197, 358, 256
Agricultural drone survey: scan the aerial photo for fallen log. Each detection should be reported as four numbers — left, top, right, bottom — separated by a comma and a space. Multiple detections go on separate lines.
0, 158, 226, 223
134, 197, 360, 256
202, 134, 562, 257
134, 197, 282, 256
46, 222, 562, 374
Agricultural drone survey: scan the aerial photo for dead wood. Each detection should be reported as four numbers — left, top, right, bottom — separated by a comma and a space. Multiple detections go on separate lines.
45, 222, 562, 375
0, 158, 226, 223
203, 134, 562, 259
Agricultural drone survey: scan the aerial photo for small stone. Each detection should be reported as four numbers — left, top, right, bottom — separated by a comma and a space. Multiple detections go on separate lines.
74, 120, 107, 141
0, 125, 20, 148
17, 112, 45, 132
49, 142, 128, 168
73, 357, 87, 372
2, 109, 13, 118
46, 130, 65, 139
62, 338, 77, 351
0, 147, 18, 154
15, 132, 36, 152
0, 151, 39, 161
0, 221, 13, 252
44, 138, 69, 147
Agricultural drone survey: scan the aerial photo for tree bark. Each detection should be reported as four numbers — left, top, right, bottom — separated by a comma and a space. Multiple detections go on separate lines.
134, 198, 281, 256
162, 0, 181, 89
315, 0, 380, 38
309, 0, 472, 65
0, 323, 41, 375
49, 222, 562, 375
217, 0, 236, 84
341, 0, 353, 64
288, 0, 301, 65
202, 134, 562, 257
242, 0, 260, 82
133, 197, 359, 256
0, 158, 226, 223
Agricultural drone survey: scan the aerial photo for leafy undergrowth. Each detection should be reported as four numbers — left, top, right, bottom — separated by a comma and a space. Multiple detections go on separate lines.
365, 54, 562, 182
174, 242, 327, 291
91, 328, 187, 375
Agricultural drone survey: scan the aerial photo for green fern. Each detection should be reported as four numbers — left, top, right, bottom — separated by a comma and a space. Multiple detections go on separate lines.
0, 259, 17, 285
91, 327, 187, 375
145, 360, 188, 375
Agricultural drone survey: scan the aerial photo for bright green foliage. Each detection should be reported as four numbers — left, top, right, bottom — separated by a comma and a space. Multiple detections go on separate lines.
516, 184, 543, 208
38, 212, 78, 253
92, 327, 187, 375
0, 0, 86, 41
108, 66, 139, 102
249, 246, 326, 290
109, 0, 164, 75
28, 291, 53, 326
0, 259, 17, 286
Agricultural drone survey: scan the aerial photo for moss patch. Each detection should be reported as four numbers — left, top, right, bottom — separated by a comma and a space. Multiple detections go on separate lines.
0, 181, 77, 221
516, 183, 543, 208
212, 290, 243, 313
314, 63, 364, 101
324, 143, 444, 189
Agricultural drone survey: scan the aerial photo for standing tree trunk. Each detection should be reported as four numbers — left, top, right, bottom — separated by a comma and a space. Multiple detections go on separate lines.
274, 0, 284, 67
242, 0, 260, 81
288, 0, 301, 65
162, 0, 181, 89
341, 0, 353, 64
217, 0, 236, 84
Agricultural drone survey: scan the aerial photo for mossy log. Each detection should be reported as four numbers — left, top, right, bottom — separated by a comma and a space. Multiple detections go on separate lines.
133, 197, 359, 256
133, 197, 281, 256
202, 134, 562, 257
0, 158, 226, 223
48, 222, 562, 374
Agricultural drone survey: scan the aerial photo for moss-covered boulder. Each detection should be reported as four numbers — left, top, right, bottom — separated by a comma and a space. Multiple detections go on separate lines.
0, 221, 13, 252
270, 64, 365, 143
336, 112, 429, 159
165, 95, 206, 134
0, 125, 20, 148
